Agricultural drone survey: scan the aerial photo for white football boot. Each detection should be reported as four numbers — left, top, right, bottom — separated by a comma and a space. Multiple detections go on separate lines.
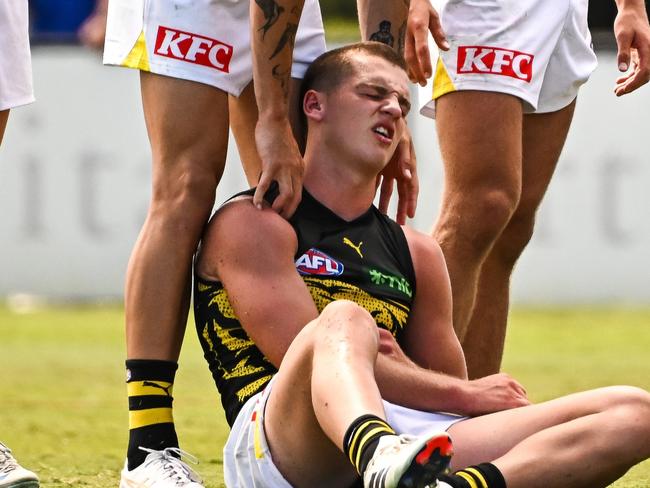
363, 432, 453, 488
119, 447, 204, 488
0, 442, 39, 488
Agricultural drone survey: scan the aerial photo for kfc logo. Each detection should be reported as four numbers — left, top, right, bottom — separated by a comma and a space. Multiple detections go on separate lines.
457, 46, 534, 82
154, 26, 233, 73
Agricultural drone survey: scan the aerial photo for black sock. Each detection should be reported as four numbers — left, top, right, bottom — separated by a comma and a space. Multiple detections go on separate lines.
126, 359, 179, 470
439, 463, 507, 488
343, 414, 396, 476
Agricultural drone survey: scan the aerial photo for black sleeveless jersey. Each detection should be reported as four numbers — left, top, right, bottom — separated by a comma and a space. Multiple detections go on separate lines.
193, 188, 417, 426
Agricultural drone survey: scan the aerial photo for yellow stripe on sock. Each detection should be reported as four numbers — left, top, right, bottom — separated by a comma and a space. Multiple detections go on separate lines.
457, 471, 480, 488
465, 467, 488, 488
354, 426, 394, 470
127, 381, 173, 397
129, 408, 173, 429
432, 57, 457, 100
121, 31, 151, 71
348, 420, 391, 456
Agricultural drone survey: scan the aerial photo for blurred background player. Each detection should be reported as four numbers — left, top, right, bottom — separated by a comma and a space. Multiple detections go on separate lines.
0, 0, 39, 487
194, 41, 650, 488
102, 0, 326, 486
404, 0, 650, 379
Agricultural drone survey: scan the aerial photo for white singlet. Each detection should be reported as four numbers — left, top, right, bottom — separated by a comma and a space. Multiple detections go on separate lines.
103, 0, 326, 96
0, 0, 34, 111
420, 0, 598, 118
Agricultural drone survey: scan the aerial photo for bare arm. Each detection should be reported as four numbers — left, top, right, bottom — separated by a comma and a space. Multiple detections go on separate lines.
358, 0, 420, 223
250, 0, 306, 218
197, 202, 529, 415
613, 0, 650, 95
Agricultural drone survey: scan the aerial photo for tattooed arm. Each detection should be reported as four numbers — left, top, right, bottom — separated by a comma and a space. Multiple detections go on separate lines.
358, 0, 409, 55
250, 0, 305, 218
357, 0, 420, 224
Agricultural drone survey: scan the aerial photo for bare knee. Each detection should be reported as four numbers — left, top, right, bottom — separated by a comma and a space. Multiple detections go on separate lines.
315, 301, 379, 345
149, 154, 222, 230
490, 210, 536, 268
438, 188, 520, 257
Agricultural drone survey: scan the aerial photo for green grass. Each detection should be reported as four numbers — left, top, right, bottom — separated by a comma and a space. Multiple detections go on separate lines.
1, 306, 649, 487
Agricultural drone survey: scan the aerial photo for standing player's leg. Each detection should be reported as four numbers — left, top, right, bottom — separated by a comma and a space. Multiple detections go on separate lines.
442, 386, 650, 487
0, 110, 9, 145
461, 101, 576, 378
433, 91, 523, 342
122, 72, 229, 475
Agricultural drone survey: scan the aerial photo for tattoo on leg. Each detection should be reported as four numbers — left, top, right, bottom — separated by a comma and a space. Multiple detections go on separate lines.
255, 0, 284, 38
269, 23, 297, 60
369, 20, 394, 48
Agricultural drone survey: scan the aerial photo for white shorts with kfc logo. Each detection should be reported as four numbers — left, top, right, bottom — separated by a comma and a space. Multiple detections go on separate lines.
420, 0, 597, 118
103, 0, 326, 97
0, 0, 34, 111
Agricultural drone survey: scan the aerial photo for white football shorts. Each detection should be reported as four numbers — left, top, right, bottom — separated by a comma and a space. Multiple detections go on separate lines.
223, 378, 465, 488
420, 0, 597, 118
103, 0, 326, 97
0, 0, 34, 111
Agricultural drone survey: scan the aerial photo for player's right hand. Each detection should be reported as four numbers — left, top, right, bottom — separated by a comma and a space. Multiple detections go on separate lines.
613, 4, 650, 96
462, 373, 531, 415
253, 118, 304, 219
404, 0, 449, 86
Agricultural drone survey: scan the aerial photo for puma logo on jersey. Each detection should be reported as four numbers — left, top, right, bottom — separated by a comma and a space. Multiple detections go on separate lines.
154, 26, 234, 73
295, 248, 344, 276
343, 237, 364, 258
142, 380, 173, 397
458, 46, 534, 82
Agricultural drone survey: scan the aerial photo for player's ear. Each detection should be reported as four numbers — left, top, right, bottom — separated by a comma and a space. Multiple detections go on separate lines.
303, 90, 325, 122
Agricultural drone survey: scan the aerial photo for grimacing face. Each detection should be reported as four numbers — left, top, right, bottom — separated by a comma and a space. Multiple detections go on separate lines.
322, 54, 411, 171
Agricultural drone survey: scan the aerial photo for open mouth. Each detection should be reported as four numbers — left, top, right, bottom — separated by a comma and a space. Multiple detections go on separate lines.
372, 124, 394, 143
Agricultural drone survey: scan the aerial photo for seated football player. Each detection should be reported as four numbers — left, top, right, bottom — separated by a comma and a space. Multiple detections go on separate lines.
193, 42, 650, 488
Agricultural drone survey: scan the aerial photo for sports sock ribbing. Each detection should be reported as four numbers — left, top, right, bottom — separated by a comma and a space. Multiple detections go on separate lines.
439, 463, 506, 488
126, 359, 179, 470
343, 414, 396, 476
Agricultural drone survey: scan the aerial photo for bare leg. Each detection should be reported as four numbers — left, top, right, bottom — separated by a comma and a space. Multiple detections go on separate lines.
264, 300, 386, 488
0, 109, 9, 146
229, 78, 305, 187
463, 101, 576, 378
447, 386, 650, 487
433, 91, 523, 341
125, 72, 230, 360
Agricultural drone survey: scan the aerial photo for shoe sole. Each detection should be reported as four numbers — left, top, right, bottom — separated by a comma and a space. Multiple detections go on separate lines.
397, 434, 453, 488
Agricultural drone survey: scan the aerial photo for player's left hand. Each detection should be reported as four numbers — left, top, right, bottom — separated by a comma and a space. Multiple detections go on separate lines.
613, 6, 650, 96
253, 118, 304, 219
378, 127, 419, 225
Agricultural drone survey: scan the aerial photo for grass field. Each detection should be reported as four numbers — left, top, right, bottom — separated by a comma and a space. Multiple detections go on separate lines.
1, 306, 649, 487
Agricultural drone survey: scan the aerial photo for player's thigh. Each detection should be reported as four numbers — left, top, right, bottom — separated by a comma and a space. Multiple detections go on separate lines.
0, 109, 9, 145
229, 78, 304, 187
435, 91, 523, 196
518, 100, 576, 213
264, 321, 356, 488
447, 386, 637, 470
140, 72, 230, 184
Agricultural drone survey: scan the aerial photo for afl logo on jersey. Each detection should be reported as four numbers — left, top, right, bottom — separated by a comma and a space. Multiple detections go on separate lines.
295, 249, 344, 276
